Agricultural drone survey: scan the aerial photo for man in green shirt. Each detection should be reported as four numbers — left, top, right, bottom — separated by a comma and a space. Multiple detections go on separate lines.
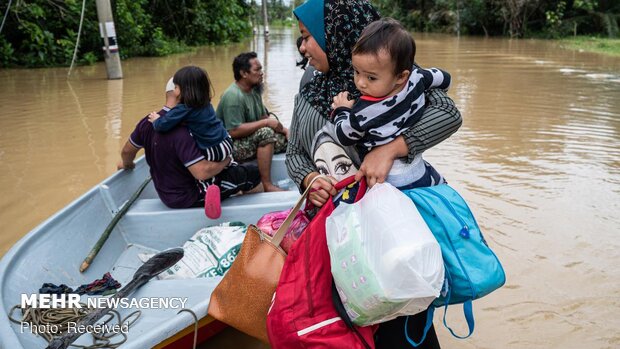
216, 52, 288, 192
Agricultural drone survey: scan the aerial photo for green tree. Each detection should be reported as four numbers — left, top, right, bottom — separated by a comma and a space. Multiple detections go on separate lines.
269, 0, 292, 21
0, 0, 253, 68
572, 0, 619, 37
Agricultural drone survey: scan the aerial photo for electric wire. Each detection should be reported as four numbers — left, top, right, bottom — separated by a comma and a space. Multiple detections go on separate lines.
68, 0, 87, 77
0, 0, 13, 34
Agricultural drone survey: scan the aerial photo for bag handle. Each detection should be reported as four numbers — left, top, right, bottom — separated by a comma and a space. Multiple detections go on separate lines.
442, 300, 475, 339
271, 174, 328, 247
333, 175, 367, 203
405, 267, 476, 347
437, 251, 475, 339
405, 307, 435, 347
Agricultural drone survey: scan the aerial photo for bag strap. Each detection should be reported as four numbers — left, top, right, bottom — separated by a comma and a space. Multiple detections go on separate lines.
404, 308, 435, 347
351, 324, 372, 349
442, 300, 475, 339
437, 267, 475, 339
271, 174, 328, 247
404, 297, 475, 346
405, 267, 476, 346
333, 175, 367, 203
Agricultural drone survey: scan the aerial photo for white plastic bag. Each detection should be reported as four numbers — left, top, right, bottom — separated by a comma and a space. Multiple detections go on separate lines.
326, 182, 444, 326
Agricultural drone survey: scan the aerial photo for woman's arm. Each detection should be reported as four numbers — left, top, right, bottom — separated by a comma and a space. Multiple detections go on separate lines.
285, 112, 316, 190
285, 96, 322, 190
402, 89, 462, 161
285, 96, 338, 207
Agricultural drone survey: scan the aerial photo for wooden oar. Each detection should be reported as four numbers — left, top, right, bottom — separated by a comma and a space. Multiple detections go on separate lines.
46, 248, 184, 349
80, 177, 152, 273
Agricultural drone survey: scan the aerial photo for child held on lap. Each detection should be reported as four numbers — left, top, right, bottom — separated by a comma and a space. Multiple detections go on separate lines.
149, 66, 234, 164
332, 18, 451, 189
148, 66, 234, 219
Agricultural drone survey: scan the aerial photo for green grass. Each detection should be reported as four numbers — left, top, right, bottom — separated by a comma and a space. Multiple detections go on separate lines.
559, 36, 620, 56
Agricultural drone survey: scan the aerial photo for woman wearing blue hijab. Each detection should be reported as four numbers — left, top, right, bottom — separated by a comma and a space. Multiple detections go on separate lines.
286, 1, 461, 346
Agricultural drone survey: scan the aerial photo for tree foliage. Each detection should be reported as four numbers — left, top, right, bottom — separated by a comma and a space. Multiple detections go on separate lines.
0, 0, 252, 68
1, 0, 618, 68
374, 0, 620, 38
250, 0, 293, 26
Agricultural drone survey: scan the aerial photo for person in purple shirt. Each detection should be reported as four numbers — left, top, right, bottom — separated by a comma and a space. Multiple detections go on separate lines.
117, 86, 260, 210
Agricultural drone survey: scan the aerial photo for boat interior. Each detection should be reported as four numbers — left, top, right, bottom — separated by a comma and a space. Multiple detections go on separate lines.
0, 154, 300, 348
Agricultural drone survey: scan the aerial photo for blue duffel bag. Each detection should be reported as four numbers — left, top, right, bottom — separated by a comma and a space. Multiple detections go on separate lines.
402, 184, 506, 345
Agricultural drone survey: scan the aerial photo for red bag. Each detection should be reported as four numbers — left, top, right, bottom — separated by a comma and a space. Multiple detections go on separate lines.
266, 176, 375, 348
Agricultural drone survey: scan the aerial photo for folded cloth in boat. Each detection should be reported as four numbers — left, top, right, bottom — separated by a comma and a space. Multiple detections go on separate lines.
39, 273, 122, 296
39, 283, 74, 295
74, 272, 121, 295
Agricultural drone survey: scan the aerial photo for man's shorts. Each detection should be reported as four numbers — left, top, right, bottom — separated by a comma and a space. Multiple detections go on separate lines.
233, 127, 288, 162
193, 163, 261, 207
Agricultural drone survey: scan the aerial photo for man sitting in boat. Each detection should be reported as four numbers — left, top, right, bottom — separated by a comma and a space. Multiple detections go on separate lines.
117, 82, 261, 209
216, 51, 288, 192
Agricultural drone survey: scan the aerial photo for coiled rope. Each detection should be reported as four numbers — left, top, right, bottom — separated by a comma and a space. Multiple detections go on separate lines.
8, 303, 141, 349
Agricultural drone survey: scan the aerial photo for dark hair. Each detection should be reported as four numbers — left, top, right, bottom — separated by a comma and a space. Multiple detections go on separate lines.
173, 66, 213, 108
233, 51, 258, 81
352, 18, 415, 75
296, 36, 309, 70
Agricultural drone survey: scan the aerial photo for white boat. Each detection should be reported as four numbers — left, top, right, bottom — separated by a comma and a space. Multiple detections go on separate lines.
0, 154, 298, 348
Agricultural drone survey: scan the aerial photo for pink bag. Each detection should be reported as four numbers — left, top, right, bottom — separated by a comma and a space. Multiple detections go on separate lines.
257, 208, 310, 253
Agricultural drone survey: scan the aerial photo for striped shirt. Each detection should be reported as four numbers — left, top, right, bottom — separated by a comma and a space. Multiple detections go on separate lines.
200, 136, 233, 162
333, 67, 451, 156
285, 88, 462, 191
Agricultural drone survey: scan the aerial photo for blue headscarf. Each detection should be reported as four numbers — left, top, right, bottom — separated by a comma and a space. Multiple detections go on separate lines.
294, 0, 326, 52
294, 0, 380, 119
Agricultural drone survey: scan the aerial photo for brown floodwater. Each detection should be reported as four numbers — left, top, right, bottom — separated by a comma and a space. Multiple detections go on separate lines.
1, 27, 619, 348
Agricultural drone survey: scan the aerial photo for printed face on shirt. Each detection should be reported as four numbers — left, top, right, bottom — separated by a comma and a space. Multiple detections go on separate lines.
298, 22, 329, 73
352, 50, 409, 99
313, 141, 357, 181
242, 58, 264, 87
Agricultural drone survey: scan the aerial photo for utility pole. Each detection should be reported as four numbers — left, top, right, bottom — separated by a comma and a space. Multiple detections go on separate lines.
95, 0, 122, 79
251, 0, 257, 35
262, 0, 270, 41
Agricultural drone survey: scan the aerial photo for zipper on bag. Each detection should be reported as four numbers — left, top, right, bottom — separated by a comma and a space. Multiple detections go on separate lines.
420, 187, 470, 239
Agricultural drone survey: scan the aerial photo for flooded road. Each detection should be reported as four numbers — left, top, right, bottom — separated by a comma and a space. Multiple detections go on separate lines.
1, 27, 619, 348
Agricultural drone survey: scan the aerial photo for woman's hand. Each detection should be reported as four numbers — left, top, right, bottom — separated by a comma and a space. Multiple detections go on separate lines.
303, 172, 337, 207
355, 136, 408, 187
332, 91, 354, 109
